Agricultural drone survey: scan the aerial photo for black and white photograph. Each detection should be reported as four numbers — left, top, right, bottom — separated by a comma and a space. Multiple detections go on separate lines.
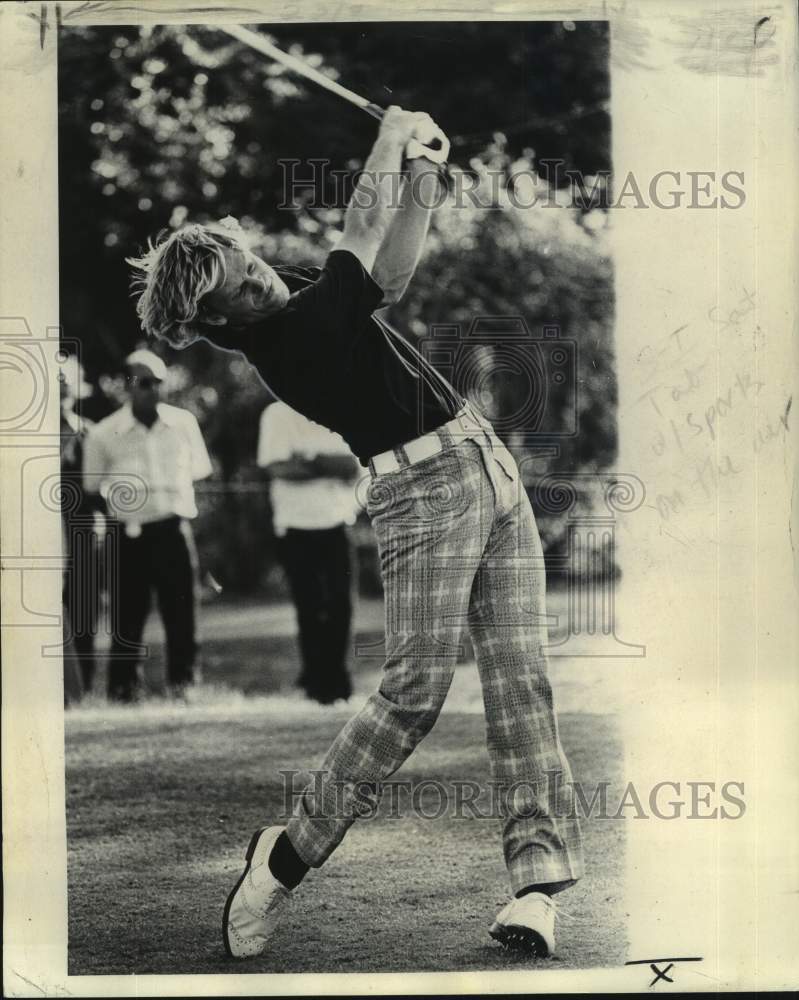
1, 0, 797, 995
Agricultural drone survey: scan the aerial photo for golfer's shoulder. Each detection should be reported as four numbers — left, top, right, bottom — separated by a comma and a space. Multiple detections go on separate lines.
320, 246, 385, 301
324, 245, 368, 277
275, 262, 323, 285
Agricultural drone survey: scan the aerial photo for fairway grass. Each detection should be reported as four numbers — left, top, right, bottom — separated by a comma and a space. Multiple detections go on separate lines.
66, 680, 626, 975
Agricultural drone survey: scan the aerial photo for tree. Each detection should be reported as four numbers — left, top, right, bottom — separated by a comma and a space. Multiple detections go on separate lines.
58, 21, 615, 591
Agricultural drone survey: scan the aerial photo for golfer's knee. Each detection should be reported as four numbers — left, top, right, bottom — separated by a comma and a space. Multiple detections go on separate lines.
373, 685, 450, 741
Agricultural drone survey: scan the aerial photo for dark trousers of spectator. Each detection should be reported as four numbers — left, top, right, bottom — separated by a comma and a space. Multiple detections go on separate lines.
107, 516, 198, 702
62, 515, 101, 696
275, 525, 353, 704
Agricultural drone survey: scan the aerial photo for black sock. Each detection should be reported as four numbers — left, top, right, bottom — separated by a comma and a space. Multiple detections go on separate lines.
516, 879, 574, 899
268, 831, 309, 890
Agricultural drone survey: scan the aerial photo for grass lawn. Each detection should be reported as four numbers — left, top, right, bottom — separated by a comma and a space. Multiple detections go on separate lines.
66, 629, 626, 974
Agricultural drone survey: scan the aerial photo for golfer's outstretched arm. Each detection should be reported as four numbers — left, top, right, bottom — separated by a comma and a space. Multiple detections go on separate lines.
371, 158, 440, 305
336, 107, 431, 274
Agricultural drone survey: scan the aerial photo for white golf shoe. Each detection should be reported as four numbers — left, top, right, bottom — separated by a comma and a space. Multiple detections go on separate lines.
223, 826, 292, 958
489, 892, 556, 956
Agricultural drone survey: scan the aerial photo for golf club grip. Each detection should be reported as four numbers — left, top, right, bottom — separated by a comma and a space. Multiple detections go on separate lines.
363, 102, 449, 166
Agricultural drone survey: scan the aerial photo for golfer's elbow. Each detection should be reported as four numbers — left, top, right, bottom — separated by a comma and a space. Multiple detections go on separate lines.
337, 224, 382, 275
372, 266, 411, 306
377, 284, 403, 307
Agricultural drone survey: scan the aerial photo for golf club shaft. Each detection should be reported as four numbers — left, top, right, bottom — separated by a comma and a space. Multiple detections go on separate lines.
218, 25, 448, 165
219, 24, 385, 121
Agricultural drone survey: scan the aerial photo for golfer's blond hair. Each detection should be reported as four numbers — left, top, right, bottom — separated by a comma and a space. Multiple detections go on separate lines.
126, 222, 242, 349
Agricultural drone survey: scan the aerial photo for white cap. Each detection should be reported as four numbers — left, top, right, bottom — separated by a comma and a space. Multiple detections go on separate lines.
124, 349, 168, 381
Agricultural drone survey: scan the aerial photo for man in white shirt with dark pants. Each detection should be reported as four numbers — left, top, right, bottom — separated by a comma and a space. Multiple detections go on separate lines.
83, 349, 213, 701
258, 400, 359, 704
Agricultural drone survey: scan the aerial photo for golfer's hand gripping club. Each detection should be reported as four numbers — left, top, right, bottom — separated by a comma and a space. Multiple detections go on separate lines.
405, 121, 450, 165
375, 105, 451, 166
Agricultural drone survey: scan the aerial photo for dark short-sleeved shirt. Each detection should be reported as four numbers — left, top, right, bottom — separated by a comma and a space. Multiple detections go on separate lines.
206, 250, 464, 465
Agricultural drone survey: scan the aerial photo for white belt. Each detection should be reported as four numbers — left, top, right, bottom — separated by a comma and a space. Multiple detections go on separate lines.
368, 405, 492, 477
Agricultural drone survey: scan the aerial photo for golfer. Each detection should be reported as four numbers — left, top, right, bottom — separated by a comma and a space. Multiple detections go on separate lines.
127, 107, 584, 958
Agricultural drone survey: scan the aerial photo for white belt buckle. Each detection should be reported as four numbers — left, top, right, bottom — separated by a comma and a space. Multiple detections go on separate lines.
404, 433, 443, 465
371, 450, 400, 475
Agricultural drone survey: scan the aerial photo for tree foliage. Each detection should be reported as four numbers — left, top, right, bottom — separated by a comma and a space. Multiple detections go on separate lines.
58, 21, 615, 591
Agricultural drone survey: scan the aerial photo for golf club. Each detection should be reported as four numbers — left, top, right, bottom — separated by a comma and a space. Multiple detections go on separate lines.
217, 24, 450, 165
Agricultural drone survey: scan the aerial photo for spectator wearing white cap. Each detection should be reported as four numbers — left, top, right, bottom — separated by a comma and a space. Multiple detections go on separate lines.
83, 349, 212, 701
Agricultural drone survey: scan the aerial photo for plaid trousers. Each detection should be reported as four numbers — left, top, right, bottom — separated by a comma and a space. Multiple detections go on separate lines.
286, 415, 584, 893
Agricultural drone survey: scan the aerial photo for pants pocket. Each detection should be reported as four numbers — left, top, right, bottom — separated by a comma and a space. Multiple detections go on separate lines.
492, 442, 518, 482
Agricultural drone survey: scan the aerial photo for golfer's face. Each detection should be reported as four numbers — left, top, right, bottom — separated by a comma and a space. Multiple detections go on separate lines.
204, 247, 290, 326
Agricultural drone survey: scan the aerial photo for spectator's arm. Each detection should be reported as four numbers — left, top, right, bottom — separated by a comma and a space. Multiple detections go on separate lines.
263, 456, 320, 481
86, 490, 108, 517
81, 426, 109, 497
310, 453, 359, 481
257, 404, 292, 468
186, 412, 213, 481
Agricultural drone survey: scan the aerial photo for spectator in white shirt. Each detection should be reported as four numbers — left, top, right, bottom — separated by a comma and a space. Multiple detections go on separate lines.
83, 349, 212, 701
257, 401, 359, 704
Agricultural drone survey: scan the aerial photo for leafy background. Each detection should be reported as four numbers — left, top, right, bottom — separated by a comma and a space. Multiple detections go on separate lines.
58, 21, 616, 595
